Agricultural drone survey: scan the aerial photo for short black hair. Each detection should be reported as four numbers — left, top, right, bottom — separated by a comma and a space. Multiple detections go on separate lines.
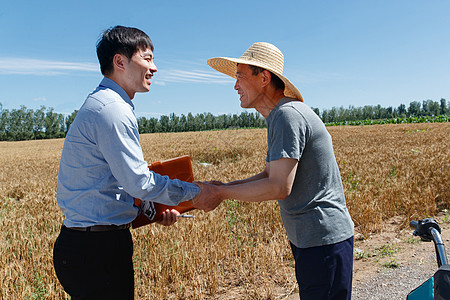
96, 25, 154, 75
247, 65, 285, 91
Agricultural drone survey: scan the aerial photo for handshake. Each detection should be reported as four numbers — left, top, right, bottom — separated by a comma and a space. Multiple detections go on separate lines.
136, 155, 263, 227
134, 155, 245, 228
191, 180, 229, 212
145, 180, 230, 228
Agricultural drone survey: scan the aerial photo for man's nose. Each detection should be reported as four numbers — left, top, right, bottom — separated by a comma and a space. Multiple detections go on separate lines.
151, 62, 157, 73
234, 79, 239, 90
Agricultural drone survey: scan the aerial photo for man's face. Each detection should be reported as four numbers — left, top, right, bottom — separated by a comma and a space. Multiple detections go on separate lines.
122, 47, 157, 99
234, 64, 262, 109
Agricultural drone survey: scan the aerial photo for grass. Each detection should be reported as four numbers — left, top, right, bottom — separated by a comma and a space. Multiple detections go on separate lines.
376, 244, 399, 258
381, 259, 400, 269
354, 248, 376, 261
29, 271, 46, 300
0, 122, 449, 299
442, 210, 450, 223
372, 244, 401, 269
404, 237, 422, 244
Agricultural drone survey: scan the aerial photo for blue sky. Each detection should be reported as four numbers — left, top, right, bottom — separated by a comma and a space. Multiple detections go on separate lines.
1, 1, 449, 118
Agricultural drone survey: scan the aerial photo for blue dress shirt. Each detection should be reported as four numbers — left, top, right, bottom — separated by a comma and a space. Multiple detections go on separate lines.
56, 77, 200, 227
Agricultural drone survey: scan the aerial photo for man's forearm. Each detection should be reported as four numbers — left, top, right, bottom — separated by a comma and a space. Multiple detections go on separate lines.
227, 171, 267, 185
222, 159, 296, 202
220, 177, 286, 203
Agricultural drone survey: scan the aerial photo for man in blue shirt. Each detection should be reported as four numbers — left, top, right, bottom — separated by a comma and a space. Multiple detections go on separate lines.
53, 26, 203, 299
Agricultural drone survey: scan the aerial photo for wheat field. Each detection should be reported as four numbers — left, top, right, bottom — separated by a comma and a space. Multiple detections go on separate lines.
0, 123, 449, 299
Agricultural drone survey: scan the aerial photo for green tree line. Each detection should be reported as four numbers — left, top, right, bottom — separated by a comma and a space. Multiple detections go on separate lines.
0, 104, 79, 141
137, 111, 266, 134
0, 99, 448, 141
312, 98, 449, 123
0, 103, 265, 141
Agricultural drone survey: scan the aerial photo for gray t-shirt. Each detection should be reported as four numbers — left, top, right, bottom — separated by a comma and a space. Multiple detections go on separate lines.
266, 98, 354, 248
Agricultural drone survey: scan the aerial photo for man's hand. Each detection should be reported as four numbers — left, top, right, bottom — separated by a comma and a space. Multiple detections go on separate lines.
156, 209, 180, 226
191, 181, 224, 212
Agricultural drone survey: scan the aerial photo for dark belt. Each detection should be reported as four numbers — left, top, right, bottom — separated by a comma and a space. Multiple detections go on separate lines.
64, 223, 131, 232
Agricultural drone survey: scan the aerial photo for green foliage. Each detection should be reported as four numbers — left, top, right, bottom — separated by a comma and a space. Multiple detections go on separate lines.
225, 200, 241, 237
382, 259, 400, 269
325, 115, 449, 127
137, 111, 267, 134
28, 272, 46, 300
374, 244, 401, 268
0, 98, 448, 141
0, 104, 68, 141
354, 248, 375, 260
344, 171, 360, 192
315, 98, 449, 125
442, 209, 450, 223
404, 237, 421, 244
376, 244, 399, 258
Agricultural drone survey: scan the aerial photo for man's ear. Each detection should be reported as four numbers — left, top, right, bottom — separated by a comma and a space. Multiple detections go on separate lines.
261, 70, 272, 87
112, 53, 127, 72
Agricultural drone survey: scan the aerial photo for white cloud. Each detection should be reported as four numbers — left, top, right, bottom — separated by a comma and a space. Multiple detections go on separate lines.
0, 57, 99, 75
154, 69, 233, 85
135, 111, 166, 118
0, 57, 233, 86
33, 96, 47, 102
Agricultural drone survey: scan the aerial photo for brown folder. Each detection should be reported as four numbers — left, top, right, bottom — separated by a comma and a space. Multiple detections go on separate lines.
132, 155, 195, 229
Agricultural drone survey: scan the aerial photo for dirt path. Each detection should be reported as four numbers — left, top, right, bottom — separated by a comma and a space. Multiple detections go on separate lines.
282, 215, 450, 299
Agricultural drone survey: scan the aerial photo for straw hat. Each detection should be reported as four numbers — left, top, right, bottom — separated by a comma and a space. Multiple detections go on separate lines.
207, 42, 303, 102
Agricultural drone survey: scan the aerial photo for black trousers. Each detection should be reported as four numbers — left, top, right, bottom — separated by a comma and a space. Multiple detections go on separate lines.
53, 226, 134, 300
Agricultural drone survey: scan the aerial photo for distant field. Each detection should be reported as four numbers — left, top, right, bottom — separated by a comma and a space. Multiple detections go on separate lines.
1, 123, 449, 299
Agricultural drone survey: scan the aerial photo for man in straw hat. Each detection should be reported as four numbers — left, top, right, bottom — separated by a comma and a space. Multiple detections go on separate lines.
192, 42, 354, 300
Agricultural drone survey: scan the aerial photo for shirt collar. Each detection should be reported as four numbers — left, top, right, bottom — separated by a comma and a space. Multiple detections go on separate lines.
267, 97, 290, 120
99, 77, 135, 110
